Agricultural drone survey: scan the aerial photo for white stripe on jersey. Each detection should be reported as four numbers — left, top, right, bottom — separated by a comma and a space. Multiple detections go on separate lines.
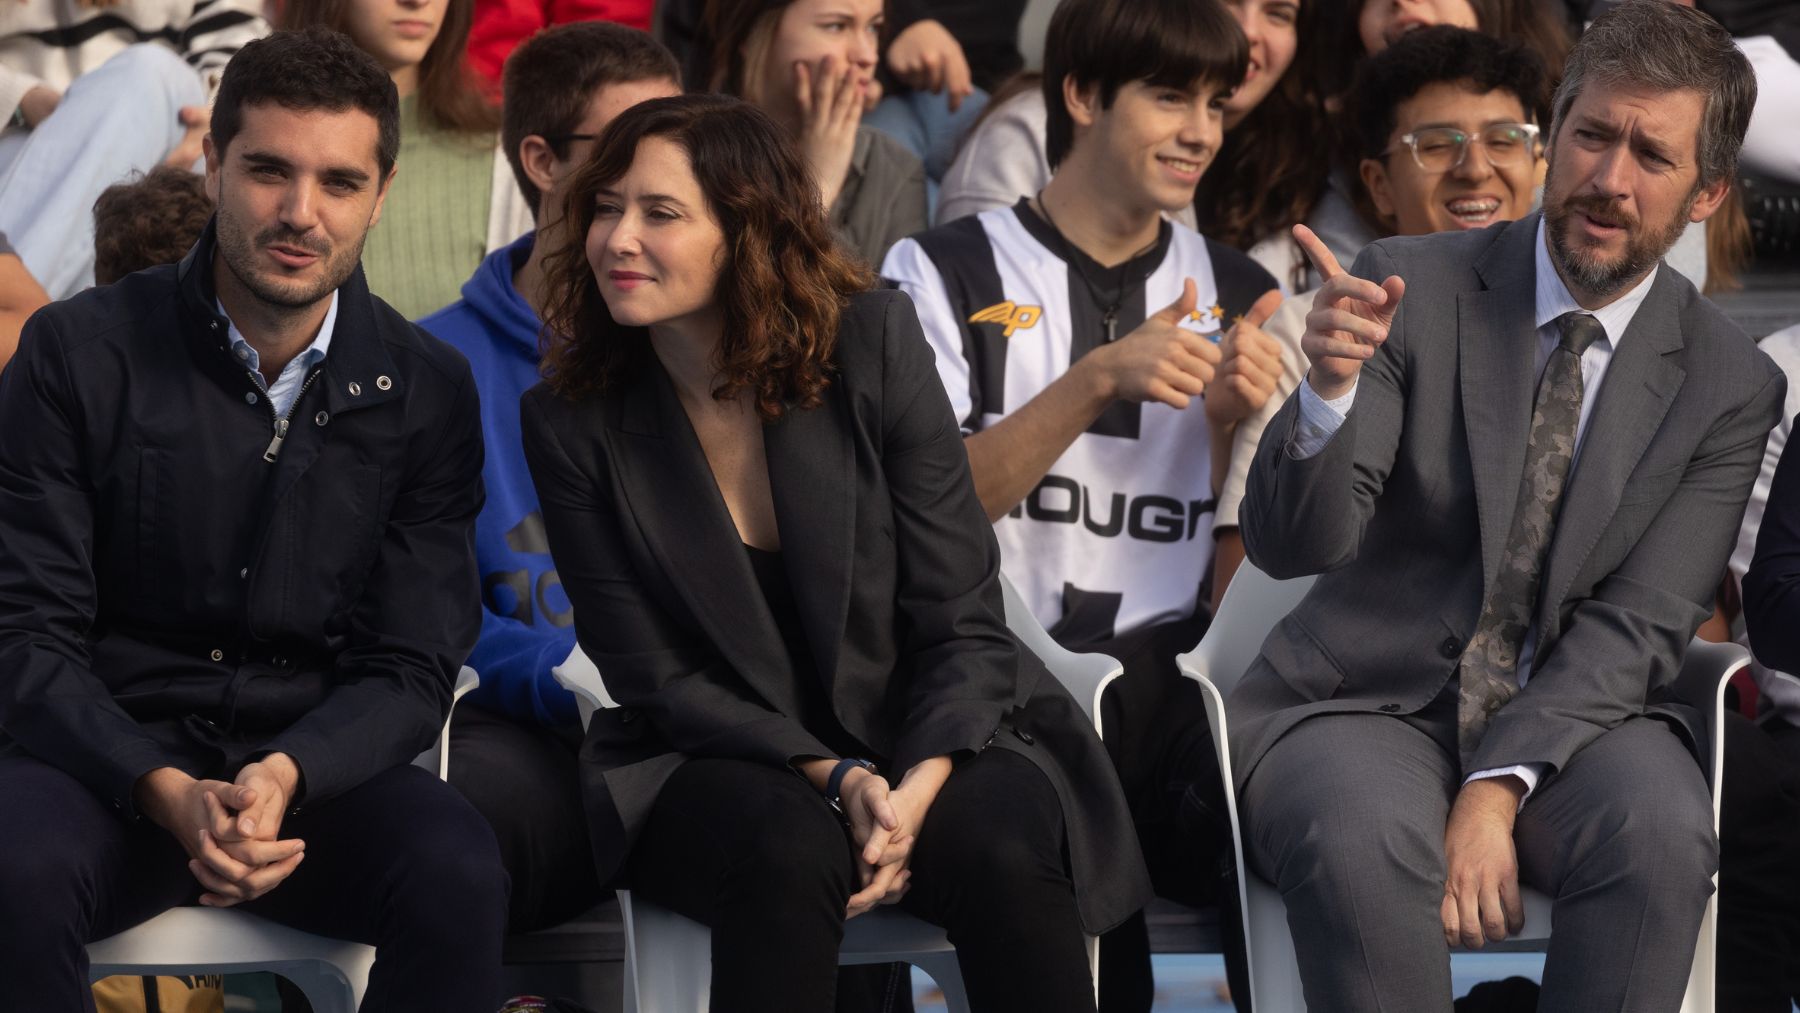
884, 206, 1227, 641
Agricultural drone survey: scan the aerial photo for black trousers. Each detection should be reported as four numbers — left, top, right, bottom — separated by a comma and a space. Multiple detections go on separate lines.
447, 703, 602, 932
626, 749, 1096, 1013
1086, 613, 1248, 1013
0, 756, 510, 1013
1718, 711, 1800, 1011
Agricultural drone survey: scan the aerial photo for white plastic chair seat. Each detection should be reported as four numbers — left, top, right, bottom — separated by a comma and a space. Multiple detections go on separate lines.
82, 666, 482, 1011
87, 907, 374, 1013
1179, 563, 1739, 1013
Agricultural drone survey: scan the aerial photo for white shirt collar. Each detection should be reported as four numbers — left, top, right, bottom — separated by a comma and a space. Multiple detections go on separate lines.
1532, 216, 1657, 347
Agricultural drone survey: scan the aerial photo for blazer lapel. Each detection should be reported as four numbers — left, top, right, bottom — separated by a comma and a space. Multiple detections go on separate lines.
606, 359, 806, 717
764, 386, 855, 689
1538, 266, 1685, 628
1459, 217, 1542, 594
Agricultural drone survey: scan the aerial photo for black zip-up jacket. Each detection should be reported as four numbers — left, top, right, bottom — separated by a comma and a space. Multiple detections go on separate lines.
0, 221, 484, 818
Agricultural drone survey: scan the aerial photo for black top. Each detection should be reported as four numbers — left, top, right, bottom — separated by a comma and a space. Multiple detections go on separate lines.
743, 543, 868, 762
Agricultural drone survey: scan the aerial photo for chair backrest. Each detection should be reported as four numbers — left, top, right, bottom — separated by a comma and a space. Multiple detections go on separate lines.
1187, 563, 1315, 697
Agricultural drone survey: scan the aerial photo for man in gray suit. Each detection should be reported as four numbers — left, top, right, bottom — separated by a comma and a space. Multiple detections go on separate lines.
1234, 2, 1785, 1010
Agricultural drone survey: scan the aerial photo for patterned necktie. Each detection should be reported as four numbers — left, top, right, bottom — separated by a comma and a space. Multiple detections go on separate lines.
1457, 311, 1605, 759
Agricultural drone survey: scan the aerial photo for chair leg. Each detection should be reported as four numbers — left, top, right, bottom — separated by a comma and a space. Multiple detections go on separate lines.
911, 952, 972, 1013
1246, 875, 1307, 1012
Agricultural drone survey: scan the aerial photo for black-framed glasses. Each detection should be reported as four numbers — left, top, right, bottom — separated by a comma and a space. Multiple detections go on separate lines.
1386, 122, 1542, 173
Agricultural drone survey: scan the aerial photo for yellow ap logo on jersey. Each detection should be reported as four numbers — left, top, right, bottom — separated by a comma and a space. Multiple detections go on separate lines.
969, 301, 1043, 338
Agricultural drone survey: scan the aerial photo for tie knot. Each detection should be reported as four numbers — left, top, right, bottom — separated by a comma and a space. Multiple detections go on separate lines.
1557, 312, 1604, 356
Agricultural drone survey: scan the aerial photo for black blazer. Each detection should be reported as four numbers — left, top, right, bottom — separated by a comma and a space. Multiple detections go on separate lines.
522, 289, 1150, 934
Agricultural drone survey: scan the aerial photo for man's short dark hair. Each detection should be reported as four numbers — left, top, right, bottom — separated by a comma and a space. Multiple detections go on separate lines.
211, 27, 401, 181
93, 166, 214, 285
1551, 0, 1754, 191
501, 23, 681, 220
1349, 27, 1550, 162
1041, 0, 1248, 170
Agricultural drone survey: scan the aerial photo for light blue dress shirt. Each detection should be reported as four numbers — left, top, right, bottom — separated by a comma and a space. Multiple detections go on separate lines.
217, 293, 340, 418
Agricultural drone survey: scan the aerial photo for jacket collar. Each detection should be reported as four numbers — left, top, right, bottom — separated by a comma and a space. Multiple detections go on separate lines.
178, 217, 405, 419
1455, 212, 1686, 623
607, 351, 857, 708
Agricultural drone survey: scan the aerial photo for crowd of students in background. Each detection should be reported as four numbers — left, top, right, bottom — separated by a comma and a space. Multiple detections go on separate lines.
2, 0, 1800, 1011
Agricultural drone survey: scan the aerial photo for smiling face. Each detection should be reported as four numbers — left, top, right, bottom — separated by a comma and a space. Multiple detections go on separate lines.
751, 0, 882, 117
343, 0, 445, 89
207, 102, 392, 312
1360, 81, 1539, 236
1358, 0, 1479, 54
1542, 79, 1726, 302
1221, 0, 1299, 128
1072, 77, 1228, 215
586, 135, 729, 332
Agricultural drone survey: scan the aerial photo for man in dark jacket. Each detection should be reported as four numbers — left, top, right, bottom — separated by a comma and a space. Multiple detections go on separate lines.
0, 28, 508, 1012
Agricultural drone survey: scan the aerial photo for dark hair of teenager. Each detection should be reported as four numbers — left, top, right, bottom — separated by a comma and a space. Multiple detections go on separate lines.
211, 27, 401, 180
1348, 27, 1549, 163
1041, 0, 1249, 170
92, 166, 214, 285
501, 22, 682, 219
1310, 0, 1572, 107
278, 0, 497, 134
539, 95, 874, 420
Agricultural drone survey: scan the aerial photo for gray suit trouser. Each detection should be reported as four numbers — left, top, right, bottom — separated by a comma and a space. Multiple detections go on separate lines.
1241, 699, 1717, 1013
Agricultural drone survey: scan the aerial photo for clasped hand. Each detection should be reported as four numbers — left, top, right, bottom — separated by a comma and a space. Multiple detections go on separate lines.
135, 755, 306, 907
837, 757, 951, 918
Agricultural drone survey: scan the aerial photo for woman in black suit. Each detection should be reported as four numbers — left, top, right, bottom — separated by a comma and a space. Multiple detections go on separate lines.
521, 94, 1150, 1013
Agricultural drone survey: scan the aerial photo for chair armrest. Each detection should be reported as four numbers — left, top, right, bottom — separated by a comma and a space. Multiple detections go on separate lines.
1671, 638, 1751, 822
553, 645, 617, 731
414, 666, 482, 781
999, 574, 1122, 734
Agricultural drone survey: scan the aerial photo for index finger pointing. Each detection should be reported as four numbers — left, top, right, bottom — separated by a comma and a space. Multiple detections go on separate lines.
1293, 224, 1345, 283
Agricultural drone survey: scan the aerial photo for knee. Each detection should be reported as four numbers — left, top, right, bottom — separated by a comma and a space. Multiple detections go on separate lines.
73, 44, 204, 106
729, 794, 853, 903
0, 836, 96, 936
1578, 789, 1717, 901
389, 812, 512, 928
928, 828, 1064, 908
1251, 777, 1442, 893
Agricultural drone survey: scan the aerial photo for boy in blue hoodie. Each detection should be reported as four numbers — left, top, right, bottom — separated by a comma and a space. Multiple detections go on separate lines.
418, 22, 680, 932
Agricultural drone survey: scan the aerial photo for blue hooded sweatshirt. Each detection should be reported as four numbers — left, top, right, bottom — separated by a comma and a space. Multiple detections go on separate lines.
418, 233, 578, 725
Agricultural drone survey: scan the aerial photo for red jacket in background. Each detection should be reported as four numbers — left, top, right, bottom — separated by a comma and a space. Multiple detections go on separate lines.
467, 0, 655, 90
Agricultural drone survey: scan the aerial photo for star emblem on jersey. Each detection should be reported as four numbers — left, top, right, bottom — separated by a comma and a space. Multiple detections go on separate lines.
968, 300, 1043, 338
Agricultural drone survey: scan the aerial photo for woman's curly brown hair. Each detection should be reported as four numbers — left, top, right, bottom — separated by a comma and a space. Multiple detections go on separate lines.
540, 94, 873, 420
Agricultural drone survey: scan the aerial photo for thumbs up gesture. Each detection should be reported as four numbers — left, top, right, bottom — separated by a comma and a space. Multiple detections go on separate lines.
1085, 278, 1222, 410
1295, 225, 1405, 401
1205, 287, 1286, 427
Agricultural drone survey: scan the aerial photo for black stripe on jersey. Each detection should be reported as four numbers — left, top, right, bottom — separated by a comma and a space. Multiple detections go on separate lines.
1207, 237, 1281, 322
912, 215, 1009, 430
1047, 582, 1124, 649
21, 16, 181, 50
1013, 203, 1173, 441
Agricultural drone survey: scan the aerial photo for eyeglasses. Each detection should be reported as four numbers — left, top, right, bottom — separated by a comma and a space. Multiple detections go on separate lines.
1386, 123, 1542, 173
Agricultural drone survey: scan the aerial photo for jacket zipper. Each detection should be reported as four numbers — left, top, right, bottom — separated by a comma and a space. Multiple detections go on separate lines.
260, 367, 324, 463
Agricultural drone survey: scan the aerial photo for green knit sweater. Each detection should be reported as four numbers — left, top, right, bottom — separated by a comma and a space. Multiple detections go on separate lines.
361, 96, 494, 320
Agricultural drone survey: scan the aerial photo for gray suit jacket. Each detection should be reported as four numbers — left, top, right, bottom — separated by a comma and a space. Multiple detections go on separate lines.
1234, 213, 1786, 792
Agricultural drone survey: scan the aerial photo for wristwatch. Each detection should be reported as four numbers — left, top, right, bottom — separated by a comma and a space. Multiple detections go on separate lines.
9, 105, 27, 129
823, 757, 878, 813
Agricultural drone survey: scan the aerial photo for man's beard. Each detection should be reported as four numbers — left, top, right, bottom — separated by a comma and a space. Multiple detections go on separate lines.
1544, 159, 1694, 299
214, 201, 364, 310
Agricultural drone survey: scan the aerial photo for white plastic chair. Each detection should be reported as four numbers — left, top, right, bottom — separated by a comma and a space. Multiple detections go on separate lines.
84, 665, 482, 1013
553, 575, 1111, 1013
1175, 562, 1742, 1012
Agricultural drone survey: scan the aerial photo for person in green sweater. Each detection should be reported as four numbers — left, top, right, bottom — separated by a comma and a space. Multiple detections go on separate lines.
280, 0, 530, 318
